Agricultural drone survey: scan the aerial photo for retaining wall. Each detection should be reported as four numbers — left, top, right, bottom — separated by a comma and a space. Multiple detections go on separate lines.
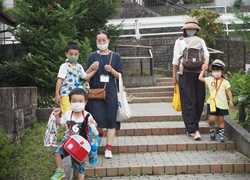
0, 87, 37, 143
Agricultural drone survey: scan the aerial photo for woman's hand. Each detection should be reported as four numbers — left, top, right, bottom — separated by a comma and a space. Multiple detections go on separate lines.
105, 65, 113, 72
90, 61, 99, 71
172, 76, 178, 85
201, 63, 208, 71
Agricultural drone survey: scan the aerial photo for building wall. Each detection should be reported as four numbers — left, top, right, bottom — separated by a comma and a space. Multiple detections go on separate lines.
215, 0, 250, 6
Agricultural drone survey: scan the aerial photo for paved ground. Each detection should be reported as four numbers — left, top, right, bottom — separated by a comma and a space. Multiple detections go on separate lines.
129, 103, 182, 116
86, 173, 250, 180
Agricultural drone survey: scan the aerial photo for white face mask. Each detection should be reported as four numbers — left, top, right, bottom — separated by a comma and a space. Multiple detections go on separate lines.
71, 103, 85, 112
97, 43, 109, 51
186, 29, 197, 37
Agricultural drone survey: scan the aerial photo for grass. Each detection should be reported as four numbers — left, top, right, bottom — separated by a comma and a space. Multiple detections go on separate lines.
10, 120, 65, 180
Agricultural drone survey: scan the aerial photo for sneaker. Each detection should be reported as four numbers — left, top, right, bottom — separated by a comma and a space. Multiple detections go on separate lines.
210, 129, 216, 141
104, 150, 113, 159
194, 132, 201, 141
219, 135, 225, 142
51, 169, 65, 180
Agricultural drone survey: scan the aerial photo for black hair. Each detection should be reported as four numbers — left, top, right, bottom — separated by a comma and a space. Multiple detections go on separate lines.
96, 30, 110, 39
183, 29, 199, 38
69, 88, 88, 102
65, 42, 80, 53
211, 65, 224, 71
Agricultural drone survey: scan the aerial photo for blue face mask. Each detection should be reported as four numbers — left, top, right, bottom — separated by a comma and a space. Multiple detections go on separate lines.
186, 29, 197, 37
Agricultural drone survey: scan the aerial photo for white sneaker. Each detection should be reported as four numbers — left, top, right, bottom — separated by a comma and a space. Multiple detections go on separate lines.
194, 132, 201, 141
104, 150, 113, 159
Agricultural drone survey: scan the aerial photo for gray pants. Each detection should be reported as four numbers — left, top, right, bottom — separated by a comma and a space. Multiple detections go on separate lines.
179, 72, 205, 133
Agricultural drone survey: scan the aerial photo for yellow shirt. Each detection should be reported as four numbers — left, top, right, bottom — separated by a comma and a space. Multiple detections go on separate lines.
205, 77, 231, 110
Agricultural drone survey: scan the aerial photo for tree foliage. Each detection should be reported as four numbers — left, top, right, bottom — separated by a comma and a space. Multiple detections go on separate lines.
188, 8, 224, 47
231, 8, 250, 46
1, 0, 121, 106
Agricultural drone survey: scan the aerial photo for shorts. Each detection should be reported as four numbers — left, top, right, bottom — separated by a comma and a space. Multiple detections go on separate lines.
207, 104, 229, 116
60, 96, 71, 116
53, 138, 85, 174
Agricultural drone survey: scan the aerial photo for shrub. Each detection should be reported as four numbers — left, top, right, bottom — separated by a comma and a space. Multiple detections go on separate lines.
0, 128, 17, 179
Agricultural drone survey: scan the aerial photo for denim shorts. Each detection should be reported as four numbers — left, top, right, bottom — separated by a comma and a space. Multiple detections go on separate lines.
53, 138, 85, 174
207, 104, 229, 116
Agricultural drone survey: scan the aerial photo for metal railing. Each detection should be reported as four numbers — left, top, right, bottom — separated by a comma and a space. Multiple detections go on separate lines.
107, 13, 250, 39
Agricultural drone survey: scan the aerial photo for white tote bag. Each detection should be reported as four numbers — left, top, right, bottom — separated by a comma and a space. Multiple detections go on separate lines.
116, 74, 132, 122
44, 111, 59, 147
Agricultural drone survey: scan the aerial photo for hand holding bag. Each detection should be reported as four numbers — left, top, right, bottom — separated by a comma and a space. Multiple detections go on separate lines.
88, 52, 113, 100
172, 83, 182, 112
63, 111, 91, 162
116, 73, 132, 122
44, 111, 59, 147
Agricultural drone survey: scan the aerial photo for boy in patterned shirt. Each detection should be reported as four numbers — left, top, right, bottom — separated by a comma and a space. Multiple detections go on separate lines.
55, 42, 99, 115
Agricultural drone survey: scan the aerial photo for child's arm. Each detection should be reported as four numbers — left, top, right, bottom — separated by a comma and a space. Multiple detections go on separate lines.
226, 88, 234, 108
55, 78, 63, 105
89, 117, 97, 127
86, 61, 99, 74
198, 69, 206, 82
53, 108, 62, 126
84, 69, 98, 81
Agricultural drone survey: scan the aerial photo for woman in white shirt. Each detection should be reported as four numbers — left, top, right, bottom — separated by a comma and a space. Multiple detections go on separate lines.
172, 17, 209, 140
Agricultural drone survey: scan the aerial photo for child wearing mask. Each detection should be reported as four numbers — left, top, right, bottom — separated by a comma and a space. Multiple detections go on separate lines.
51, 88, 97, 180
199, 59, 234, 142
55, 42, 99, 116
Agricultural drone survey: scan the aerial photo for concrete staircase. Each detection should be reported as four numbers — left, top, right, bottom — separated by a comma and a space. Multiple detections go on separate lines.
82, 77, 249, 179
126, 77, 174, 103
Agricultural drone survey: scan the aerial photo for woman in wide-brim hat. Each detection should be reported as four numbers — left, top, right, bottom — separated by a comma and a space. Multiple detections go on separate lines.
172, 16, 210, 141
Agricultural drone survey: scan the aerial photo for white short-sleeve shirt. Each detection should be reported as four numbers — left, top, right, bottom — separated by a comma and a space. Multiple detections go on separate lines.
57, 61, 87, 96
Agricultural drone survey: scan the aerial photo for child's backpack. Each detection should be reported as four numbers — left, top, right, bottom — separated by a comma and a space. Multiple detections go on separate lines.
180, 36, 205, 71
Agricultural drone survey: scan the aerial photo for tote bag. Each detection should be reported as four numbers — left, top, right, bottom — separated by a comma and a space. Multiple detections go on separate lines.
117, 74, 132, 122
44, 111, 59, 147
172, 83, 182, 112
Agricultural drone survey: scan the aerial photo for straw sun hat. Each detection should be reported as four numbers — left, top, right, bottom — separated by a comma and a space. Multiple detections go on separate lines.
181, 17, 201, 30
209, 59, 227, 74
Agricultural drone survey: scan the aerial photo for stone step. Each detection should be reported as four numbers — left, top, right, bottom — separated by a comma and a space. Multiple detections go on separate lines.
155, 77, 173, 83
97, 134, 235, 154
127, 91, 173, 98
85, 151, 250, 177
86, 173, 250, 180
131, 96, 173, 103
125, 86, 174, 93
155, 82, 173, 86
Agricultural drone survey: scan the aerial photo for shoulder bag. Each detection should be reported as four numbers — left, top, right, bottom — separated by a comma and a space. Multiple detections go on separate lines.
88, 52, 113, 99
63, 111, 91, 162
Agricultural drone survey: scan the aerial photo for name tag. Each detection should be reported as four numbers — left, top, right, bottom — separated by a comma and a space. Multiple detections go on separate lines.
100, 75, 109, 83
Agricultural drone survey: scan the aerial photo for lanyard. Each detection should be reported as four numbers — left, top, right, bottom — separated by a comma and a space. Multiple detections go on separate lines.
99, 50, 110, 73
67, 62, 82, 87
211, 78, 224, 98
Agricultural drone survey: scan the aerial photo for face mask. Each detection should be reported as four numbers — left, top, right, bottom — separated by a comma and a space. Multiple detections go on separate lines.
97, 43, 109, 51
186, 29, 197, 37
71, 103, 85, 112
212, 72, 222, 79
68, 56, 78, 63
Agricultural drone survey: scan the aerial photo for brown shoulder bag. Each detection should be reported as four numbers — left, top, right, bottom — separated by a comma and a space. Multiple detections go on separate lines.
88, 52, 113, 100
